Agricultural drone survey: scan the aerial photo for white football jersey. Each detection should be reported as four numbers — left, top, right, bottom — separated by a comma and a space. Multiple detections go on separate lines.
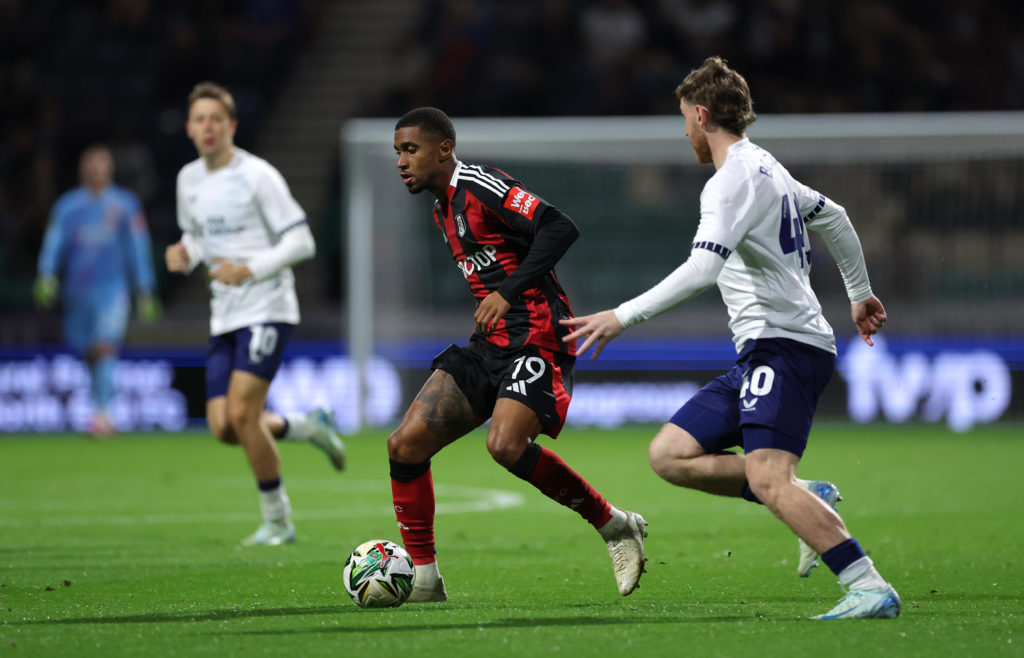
696, 138, 865, 354
176, 148, 306, 336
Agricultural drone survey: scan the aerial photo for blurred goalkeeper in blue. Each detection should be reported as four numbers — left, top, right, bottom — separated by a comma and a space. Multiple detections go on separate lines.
35, 145, 160, 437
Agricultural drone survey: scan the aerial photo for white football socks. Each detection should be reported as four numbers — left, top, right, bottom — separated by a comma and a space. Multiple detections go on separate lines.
838, 555, 888, 591
597, 505, 629, 540
258, 482, 291, 523
281, 413, 315, 441
414, 560, 442, 588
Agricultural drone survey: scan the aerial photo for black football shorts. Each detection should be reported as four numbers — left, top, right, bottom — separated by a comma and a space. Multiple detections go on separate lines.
431, 335, 575, 438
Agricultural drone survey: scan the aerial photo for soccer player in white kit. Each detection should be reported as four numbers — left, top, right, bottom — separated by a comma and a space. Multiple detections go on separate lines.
165, 82, 347, 547
562, 57, 900, 620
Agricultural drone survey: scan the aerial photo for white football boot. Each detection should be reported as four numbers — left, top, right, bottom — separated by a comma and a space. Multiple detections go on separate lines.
241, 519, 296, 547
798, 480, 842, 577
308, 408, 347, 471
604, 510, 648, 595
813, 583, 901, 619
406, 564, 448, 603
406, 579, 448, 603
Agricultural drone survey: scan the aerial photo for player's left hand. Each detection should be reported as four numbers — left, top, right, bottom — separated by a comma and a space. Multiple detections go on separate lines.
210, 258, 252, 285
560, 310, 624, 359
852, 295, 886, 346
33, 275, 59, 309
137, 293, 162, 323
475, 291, 511, 335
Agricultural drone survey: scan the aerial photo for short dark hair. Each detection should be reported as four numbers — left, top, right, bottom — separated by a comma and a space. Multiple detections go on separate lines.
675, 56, 756, 135
188, 81, 237, 119
395, 107, 456, 146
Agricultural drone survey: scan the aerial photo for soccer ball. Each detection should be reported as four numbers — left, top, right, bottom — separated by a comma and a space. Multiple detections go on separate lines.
342, 539, 415, 608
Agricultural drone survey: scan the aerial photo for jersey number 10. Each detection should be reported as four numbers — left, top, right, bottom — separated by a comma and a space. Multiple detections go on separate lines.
778, 193, 811, 270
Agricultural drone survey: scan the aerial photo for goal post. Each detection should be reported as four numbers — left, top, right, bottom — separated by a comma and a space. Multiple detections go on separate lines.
341, 112, 1024, 430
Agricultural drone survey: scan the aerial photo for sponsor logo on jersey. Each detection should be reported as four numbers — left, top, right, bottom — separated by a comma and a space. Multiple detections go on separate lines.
205, 216, 245, 235
503, 187, 539, 220
455, 213, 467, 237
457, 244, 498, 279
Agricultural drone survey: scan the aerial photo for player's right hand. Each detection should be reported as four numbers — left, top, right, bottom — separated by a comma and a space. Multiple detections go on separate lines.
32, 275, 58, 309
852, 296, 886, 346
560, 309, 624, 359
165, 242, 191, 273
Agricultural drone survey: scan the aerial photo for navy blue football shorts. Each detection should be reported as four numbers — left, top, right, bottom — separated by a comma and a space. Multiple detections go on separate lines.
669, 337, 835, 457
205, 323, 294, 400
431, 335, 574, 438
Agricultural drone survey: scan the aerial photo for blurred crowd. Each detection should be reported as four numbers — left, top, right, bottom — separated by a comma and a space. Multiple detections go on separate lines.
2, 0, 1022, 335
378, 0, 1024, 117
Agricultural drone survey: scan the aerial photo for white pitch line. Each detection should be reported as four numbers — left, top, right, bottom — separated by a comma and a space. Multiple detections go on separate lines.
0, 481, 525, 528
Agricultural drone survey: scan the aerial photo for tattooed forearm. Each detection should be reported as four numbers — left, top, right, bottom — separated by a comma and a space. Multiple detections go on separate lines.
415, 371, 477, 437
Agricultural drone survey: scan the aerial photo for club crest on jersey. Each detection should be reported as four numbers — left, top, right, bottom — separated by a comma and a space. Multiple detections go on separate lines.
503, 187, 539, 220
455, 213, 467, 237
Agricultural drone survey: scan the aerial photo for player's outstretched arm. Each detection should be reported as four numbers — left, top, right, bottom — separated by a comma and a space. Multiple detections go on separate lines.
560, 310, 624, 359
851, 295, 886, 346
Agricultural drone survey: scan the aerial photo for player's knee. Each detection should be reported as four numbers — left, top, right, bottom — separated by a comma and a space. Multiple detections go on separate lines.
648, 435, 673, 480
225, 401, 261, 437
744, 467, 785, 507
386, 430, 406, 461
648, 433, 696, 484
208, 417, 237, 444
744, 449, 795, 505
387, 426, 427, 463
486, 433, 526, 469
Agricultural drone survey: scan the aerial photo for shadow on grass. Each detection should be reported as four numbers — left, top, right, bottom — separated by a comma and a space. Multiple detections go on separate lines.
26, 590, 993, 628
230, 614, 763, 635
16, 605, 755, 628
17, 606, 350, 625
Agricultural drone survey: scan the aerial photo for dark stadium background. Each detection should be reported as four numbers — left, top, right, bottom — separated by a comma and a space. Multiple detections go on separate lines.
1, 0, 1021, 432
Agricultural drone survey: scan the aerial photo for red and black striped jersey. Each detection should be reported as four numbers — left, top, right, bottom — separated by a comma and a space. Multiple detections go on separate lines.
432, 160, 578, 356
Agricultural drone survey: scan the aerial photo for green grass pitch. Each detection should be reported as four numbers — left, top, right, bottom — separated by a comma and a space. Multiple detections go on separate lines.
1, 424, 1021, 657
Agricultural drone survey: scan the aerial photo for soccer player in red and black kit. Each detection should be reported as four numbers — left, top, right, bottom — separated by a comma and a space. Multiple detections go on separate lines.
389, 107, 648, 602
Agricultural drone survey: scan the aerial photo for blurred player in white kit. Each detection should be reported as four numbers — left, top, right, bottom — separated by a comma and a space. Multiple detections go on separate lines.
166, 82, 347, 546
